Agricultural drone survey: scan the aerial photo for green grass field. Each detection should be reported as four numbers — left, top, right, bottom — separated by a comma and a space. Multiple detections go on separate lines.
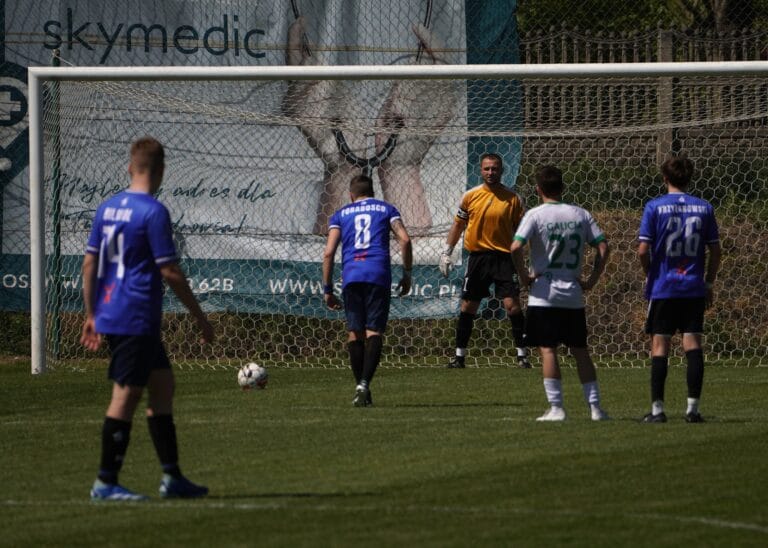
1, 359, 767, 547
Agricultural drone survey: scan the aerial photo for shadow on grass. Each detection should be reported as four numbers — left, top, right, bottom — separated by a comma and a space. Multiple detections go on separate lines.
207, 492, 375, 500
623, 415, 751, 424
390, 402, 523, 408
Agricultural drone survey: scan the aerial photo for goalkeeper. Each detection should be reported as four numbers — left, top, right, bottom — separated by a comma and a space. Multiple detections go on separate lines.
439, 153, 529, 368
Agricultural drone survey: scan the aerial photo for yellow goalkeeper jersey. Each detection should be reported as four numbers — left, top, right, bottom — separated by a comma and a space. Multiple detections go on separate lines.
456, 183, 525, 253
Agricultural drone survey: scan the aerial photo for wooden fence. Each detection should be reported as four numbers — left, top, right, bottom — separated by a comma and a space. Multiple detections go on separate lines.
517, 27, 768, 164
520, 26, 768, 64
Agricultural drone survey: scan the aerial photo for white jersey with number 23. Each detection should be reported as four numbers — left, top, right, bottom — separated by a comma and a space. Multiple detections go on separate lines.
514, 202, 606, 309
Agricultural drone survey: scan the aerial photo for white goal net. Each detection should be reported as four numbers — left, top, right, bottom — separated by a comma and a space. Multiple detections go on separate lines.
29, 63, 768, 372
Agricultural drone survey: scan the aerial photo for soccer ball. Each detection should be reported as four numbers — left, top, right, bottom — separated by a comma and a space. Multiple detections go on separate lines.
237, 362, 268, 390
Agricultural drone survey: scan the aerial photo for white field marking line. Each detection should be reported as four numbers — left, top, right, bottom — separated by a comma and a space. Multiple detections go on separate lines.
2, 499, 767, 534
634, 512, 768, 534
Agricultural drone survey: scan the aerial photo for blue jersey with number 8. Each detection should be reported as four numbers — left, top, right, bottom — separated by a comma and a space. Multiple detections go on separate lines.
328, 198, 401, 289
86, 190, 177, 335
638, 192, 719, 300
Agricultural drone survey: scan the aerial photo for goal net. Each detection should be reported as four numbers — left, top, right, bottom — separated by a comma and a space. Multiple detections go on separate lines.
29, 63, 768, 372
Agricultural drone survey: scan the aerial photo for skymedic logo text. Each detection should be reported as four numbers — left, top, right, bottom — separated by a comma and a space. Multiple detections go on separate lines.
43, 9, 265, 64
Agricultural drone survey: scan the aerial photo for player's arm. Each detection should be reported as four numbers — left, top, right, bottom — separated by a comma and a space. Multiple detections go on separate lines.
581, 240, 610, 291
637, 241, 652, 276
160, 262, 214, 344
637, 204, 655, 278
444, 217, 466, 253
391, 219, 413, 296
513, 194, 526, 228
704, 241, 722, 309
510, 238, 534, 288
80, 253, 101, 351
439, 217, 467, 277
322, 227, 342, 310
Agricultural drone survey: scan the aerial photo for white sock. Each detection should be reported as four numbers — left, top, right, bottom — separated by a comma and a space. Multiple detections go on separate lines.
543, 378, 563, 408
516, 347, 527, 357
456, 348, 467, 357
582, 381, 600, 408
687, 397, 699, 414
652, 400, 664, 415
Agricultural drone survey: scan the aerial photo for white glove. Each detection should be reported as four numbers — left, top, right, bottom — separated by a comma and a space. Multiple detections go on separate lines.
439, 252, 453, 277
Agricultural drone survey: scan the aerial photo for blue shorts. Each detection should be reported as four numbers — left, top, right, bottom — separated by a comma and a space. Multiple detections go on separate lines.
342, 282, 391, 333
105, 334, 171, 386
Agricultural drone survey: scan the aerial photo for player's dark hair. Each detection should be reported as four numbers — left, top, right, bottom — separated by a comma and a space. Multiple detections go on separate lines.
130, 136, 165, 177
661, 155, 694, 189
535, 165, 564, 197
349, 174, 375, 198
480, 152, 503, 167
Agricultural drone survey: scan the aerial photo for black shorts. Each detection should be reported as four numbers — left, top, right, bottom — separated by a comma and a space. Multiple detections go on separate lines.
645, 298, 705, 336
461, 251, 520, 302
525, 306, 588, 348
106, 334, 171, 387
343, 282, 391, 333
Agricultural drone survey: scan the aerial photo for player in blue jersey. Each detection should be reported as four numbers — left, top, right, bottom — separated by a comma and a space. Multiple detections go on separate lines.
80, 137, 215, 501
511, 166, 610, 421
322, 174, 413, 406
638, 155, 721, 423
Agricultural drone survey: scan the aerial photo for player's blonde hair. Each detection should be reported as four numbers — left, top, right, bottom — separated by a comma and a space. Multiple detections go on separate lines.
130, 136, 165, 177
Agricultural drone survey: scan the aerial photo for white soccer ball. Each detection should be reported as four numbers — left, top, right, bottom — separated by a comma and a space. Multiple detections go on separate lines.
237, 362, 268, 390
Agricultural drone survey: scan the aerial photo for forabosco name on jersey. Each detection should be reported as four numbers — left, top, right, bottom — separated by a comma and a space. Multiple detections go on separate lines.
341, 204, 387, 216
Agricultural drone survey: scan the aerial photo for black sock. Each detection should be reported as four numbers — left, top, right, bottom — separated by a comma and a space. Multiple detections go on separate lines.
98, 417, 131, 484
456, 312, 475, 350
362, 335, 383, 385
685, 349, 705, 399
508, 312, 526, 348
147, 414, 181, 479
347, 340, 365, 384
650, 356, 668, 403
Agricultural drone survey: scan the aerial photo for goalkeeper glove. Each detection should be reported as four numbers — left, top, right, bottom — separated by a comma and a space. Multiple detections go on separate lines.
439, 247, 454, 277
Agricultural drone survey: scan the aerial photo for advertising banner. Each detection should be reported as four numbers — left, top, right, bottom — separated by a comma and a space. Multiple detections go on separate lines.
1, 1, 520, 317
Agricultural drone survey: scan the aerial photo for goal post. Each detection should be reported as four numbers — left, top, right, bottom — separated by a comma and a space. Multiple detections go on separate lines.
28, 62, 768, 374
